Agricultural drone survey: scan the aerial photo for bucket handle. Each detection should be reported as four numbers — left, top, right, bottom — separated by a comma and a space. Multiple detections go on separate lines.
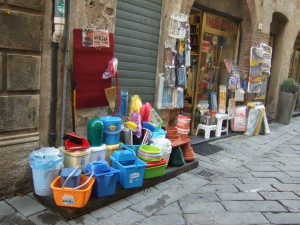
61, 166, 94, 190
119, 143, 138, 168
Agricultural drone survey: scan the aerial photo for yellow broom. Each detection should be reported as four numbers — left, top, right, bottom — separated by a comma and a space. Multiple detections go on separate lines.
105, 86, 116, 115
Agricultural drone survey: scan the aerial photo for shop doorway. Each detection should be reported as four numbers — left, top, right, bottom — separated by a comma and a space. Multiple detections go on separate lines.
185, 8, 241, 134
289, 33, 300, 113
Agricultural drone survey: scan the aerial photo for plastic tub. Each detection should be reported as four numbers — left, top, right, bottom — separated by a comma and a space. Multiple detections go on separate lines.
100, 116, 122, 145
84, 161, 120, 197
106, 143, 120, 166
59, 146, 91, 171
90, 144, 107, 162
144, 158, 167, 179
60, 167, 82, 188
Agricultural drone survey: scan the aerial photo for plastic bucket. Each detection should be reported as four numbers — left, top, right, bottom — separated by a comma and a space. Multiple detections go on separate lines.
32, 165, 60, 196
106, 144, 120, 166
100, 116, 122, 145
59, 146, 91, 171
177, 115, 191, 129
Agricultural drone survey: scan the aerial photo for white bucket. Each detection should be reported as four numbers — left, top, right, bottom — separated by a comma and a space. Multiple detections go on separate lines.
90, 144, 107, 162
152, 138, 172, 165
32, 166, 60, 196
59, 146, 91, 171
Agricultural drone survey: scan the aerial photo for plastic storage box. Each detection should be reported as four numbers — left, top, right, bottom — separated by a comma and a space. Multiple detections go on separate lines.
59, 146, 91, 171
84, 161, 120, 197
144, 158, 167, 179
60, 167, 82, 188
110, 145, 146, 189
90, 144, 107, 162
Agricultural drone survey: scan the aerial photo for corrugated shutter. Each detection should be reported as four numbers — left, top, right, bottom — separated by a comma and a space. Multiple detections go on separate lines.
114, 0, 162, 104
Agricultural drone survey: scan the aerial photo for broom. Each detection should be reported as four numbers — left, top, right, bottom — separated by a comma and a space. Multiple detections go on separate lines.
105, 86, 116, 115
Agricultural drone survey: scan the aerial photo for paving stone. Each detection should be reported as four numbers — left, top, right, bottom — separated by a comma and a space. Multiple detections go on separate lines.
28, 210, 68, 225
180, 176, 209, 190
235, 183, 277, 192
153, 201, 182, 215
89, 206, 116, 221
6, 195, 46, 217
185, 212, 269, 225
97, 208, 144, 225
134, 214, 185, 225
239, 177, 281, 184
68, 214, 98, 225
245, 164, 280, 172
109, 199, 133, 211
130, 186, 188, 217
279, 200, 300, 212
125, 192, 148, 204
0, 201, 15, 216
179, 199, 225, 213
181, 193, 220, 202
284, 171, 300, 177
210, 177, 243, 185
273, 183, 300, 192
154, 181, 172, 191
0, 212, 35, 225
222, 200, 287, 212
141, 187, 161, 198
259, 191, 300, 200
217, 192, 263, 201
264, 212, 300, 224
195, 184, 239, 193
276, 165, 300, 172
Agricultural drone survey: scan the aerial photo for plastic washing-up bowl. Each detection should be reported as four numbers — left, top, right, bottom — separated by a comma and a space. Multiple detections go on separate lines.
139, 145, 161, 154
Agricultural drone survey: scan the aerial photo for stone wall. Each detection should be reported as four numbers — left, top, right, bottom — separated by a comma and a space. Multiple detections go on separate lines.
0, 0, 50, 197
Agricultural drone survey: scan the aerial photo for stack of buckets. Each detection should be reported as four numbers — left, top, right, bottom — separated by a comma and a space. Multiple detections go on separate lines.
151, 138, 172, 165
87, 118, 107, 163
99, 116, 122, 165
176, 115, 191, 139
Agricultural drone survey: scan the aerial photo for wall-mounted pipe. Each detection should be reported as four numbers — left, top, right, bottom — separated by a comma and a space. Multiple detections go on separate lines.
49, 0, 65, 147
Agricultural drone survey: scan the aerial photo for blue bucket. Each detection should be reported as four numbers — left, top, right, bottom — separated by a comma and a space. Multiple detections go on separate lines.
100, 116, 122, 145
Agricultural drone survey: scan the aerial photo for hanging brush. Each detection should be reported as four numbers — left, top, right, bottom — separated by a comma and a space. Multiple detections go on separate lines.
140, 102, 152, 123
141, 122, 156, 145
105, 86, 116, 115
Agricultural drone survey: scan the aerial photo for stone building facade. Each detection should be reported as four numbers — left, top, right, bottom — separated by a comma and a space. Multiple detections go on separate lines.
0, 0, 299, 197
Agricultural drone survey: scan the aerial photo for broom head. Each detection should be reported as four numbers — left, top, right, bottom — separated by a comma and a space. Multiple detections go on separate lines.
105, 87, 116, 112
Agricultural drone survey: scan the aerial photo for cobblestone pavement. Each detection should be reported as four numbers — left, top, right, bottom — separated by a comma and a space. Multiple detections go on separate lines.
1, 117, 300, 225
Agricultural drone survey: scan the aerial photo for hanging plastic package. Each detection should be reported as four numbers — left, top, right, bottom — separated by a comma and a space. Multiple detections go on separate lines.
102, 57, 118, 79
176, 66, 187, 88
165, 66, 176, 88
119, 90, 128, 119
29, 147, 63, 196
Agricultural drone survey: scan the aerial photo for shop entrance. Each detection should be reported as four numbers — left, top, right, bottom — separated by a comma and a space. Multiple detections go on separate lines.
184, 9, 240, 134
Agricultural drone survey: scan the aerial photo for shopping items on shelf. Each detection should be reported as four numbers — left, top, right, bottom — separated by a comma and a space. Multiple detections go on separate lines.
100, 116, 121, 145
144, 158, 167, 179
90, 144, 107, 162
59, 146, 91, 171
84, 161, 120, 197
110, 144, 146, 189
51, 173, 95, 208
29, 147, 63, 196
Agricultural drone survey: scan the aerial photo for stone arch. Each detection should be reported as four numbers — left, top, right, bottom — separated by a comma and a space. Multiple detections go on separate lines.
266, 11, 289, 119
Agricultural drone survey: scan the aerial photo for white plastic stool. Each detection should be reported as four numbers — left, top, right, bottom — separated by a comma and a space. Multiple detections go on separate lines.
196, 124, 216, 139
216, 113, 230, 137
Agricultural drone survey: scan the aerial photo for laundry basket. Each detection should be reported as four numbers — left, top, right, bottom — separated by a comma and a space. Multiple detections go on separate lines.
51, 173, 95, 208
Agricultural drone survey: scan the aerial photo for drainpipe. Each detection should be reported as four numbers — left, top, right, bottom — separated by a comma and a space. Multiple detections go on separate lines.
60, 0, 71, 146
49, 0, 65, 147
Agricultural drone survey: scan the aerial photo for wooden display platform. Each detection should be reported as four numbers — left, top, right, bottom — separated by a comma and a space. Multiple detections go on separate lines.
34, 160, 198, 220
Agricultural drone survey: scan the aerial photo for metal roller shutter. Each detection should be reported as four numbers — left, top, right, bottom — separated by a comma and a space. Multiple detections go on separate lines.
114, 0, 162, 104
